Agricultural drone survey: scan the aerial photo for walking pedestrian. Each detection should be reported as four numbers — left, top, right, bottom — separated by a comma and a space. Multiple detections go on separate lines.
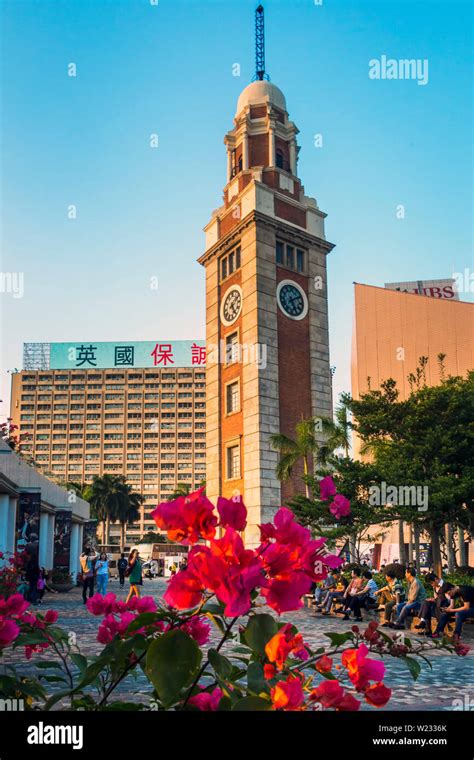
96, 552, 109, 596
80, 548, 97, 604
117, 553, 128, 588
125, 549, 142, 603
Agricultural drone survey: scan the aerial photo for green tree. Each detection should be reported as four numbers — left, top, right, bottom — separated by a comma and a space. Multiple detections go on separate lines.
270, 417, 336, 498
349, 369, 474, 575
83, 475, 143, 546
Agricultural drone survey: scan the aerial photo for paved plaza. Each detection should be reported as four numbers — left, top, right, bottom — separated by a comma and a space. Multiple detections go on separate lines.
3, 578, 473, 711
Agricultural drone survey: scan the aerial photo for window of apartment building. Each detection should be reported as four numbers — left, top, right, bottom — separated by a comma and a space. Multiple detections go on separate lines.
226, 443, 241, 480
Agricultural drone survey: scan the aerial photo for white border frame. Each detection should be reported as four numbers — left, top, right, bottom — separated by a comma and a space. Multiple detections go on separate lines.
220, 284, 243, 327
276, 279, 309, 321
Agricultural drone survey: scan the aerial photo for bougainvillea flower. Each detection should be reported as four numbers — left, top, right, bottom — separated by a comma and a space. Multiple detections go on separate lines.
364, 682, 392, 708
164, 568, 205, 610
341, 644, 385, 691
336, 692, 362, 711
453, 640, 470, 657
96, 612, 136, 645
25, 641, 50, 660
0, 593, 29, 618
315, 654, 333, 674
0, 618, 20, 648
310, 680, 361, 711
265, 623, 309, 669
151, 487, 218, 544
44, 610, 58, 624
126, 596, 157, 614
188, 686, 223, 711
329, 494, 351, 519
217, 496, 247, 532
264, 663, 276, 680
181, 615, 211, 645
86, 592, 120, 616
319, 475, 337, 501
271, 675, 305, 711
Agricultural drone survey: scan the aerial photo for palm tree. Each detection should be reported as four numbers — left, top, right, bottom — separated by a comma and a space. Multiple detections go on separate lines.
115, 486, 144, 552
318, 393, 352, 463
270, 417, 333, 498
82, 475, 126, 545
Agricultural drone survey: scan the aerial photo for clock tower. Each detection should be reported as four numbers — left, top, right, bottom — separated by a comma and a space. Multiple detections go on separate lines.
198, 7, 334, 546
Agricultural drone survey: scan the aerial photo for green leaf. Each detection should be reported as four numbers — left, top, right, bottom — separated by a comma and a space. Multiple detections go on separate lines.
243, 614, 278, 655
145, 629, 202, 708
323, 631, 354, 647
35, 661, 64, 670
401, 655, 421, 681
208, 648, 233, 679
70, 653, 88, 675
247, 661, 269, 695
126, 612, 161, 633
217, 695, 233, 711
232, 696, 271, 711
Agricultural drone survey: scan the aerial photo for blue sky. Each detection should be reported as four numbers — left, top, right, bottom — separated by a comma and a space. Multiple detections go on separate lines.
1, 0, 472, 419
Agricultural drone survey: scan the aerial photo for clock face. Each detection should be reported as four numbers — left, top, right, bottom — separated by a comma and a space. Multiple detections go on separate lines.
221, 286, 242, 325
277, 280, 308, 320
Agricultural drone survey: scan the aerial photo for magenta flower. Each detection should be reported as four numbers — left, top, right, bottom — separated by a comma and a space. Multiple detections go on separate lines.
217, 495, 247, 531
319, 476, 337, 501
188, 686, 223, 711
0, 618, 20, 648
126, 596, 157, 614
329, 494, 351, 519
181, 616, 211, 645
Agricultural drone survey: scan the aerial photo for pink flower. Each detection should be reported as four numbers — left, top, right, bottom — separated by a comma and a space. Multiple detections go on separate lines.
329, 494, 351, 519
271, 675, 305, 711
151, 487, 218, 545
310, 680, 361, 711
181, 616, 211, 645
341, 644, 385, 691
0, 618, 20, 648
217, 496, 247, 532
44, 610, 58, 624
86, 592, 119, 616
319, 476, 337, 501
126, 596, 157, 614
0, 594, 29, 618
96, 612, 136, 644
188, 686, 223, 711
364, 682, 392, 707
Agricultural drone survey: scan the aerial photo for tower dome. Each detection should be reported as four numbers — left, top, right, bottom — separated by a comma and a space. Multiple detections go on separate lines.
235, 80, 287, 117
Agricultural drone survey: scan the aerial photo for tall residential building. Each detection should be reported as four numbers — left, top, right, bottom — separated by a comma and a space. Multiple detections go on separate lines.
10, 340, 206, 544
199, 76, 334, 546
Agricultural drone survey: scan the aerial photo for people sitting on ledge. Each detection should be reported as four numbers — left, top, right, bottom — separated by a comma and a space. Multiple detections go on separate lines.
389, 566, 427, 630
374, 570, 405, 626
431, 586, 474, 640
414, 572, 453, 633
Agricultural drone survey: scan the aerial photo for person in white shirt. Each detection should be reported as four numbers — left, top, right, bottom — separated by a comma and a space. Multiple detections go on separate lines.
346, 570, 379, 621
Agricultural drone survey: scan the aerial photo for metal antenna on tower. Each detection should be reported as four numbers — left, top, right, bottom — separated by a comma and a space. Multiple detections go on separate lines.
254, 4, 270, 81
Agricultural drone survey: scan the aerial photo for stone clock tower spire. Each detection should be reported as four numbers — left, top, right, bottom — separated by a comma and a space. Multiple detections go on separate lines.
198, 7, 334, 546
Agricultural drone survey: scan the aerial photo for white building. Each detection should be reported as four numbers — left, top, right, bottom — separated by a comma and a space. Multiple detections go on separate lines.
0, 439, 90, 580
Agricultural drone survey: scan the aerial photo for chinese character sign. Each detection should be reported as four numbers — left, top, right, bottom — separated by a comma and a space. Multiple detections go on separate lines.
49, 341, 206, 369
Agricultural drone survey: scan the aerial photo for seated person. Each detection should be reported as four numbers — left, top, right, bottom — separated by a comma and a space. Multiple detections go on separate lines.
343, 571, 379, 621
391, 566, 426, 630
334, 568, 363, 616
375, 571, 405, 626
433, 585, 474, 640
314, 571, 337, 605
320, 569, 348, 615
414, 572, 453, 632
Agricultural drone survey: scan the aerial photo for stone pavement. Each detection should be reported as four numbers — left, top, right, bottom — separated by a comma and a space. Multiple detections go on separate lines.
3, 578, 473, 711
